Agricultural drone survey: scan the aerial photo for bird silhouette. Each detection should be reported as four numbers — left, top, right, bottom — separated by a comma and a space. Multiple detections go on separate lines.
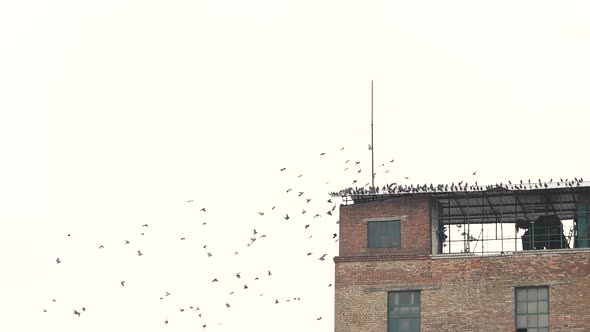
121, 281, 125, 287
200, 208, 206, 212
212, 278, 218, 282
56, 257, 61, 264
236, 272, 241, 279
73, 310, 80, 317
280, 168, 286, 171
98, 245, 104, 249
137, 250, 143, 256
284, 214, 290, 220
319, 254, 327, 261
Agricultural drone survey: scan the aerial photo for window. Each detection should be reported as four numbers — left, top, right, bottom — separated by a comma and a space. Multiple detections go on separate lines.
368, 220, 400, 248
388, 290, 420, 332
515, 287, 549, 332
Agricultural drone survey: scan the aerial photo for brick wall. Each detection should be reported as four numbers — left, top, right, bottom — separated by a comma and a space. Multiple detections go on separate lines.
335, 195, 590, 331
338, 194, 431, 257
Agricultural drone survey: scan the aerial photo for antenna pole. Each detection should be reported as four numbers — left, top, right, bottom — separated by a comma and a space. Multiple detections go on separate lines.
371, 80, 375, 188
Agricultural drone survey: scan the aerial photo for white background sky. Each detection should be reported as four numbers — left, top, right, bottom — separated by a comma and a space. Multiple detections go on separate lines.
1, 0, 590, 331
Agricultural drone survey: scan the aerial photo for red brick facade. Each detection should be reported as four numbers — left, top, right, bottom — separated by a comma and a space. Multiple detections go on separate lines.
334, 195, 590, 331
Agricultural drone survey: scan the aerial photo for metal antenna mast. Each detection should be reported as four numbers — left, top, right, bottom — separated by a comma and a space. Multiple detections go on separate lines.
371, 80, 375, 188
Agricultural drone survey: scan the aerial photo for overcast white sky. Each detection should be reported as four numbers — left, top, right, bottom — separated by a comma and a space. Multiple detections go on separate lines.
1, 0, 590, 331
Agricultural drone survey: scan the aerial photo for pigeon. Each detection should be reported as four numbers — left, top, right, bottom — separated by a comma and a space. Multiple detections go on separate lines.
280, 168, 286, 171
236, 272, 241, 279
137, 250, 143, 256
56, 257, 61, 264
212, 278, 218, 282
200, 208, 206, 212
284, 214, 290, 221
121, 281, 125, 287
73, 310, 80, 317
98, 245, 104, 249
319, 254, 327, 261
142, 224, 148, 227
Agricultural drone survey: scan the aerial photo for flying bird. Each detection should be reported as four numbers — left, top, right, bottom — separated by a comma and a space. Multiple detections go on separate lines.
98, 245, 104, 249
121, 281, 125, 287
200, 208, 206, 212
142, 224, 148, 227
319, 254, 327, 261
56, 257, 61, 264
212, 278, 218, 282
280, 168, 286, 171
284, 214, 290, 221
137, 250, 143, 256
368, 144, 372, 150
73, 310, 80, 317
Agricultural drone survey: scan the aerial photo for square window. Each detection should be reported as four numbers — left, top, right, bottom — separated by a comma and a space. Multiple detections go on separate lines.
368, 220, 400, 248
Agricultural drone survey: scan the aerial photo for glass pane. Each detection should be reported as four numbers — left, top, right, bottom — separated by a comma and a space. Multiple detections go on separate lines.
538, 287, 548, 300
409, 306, 420, 317
400, 318, 410, 330
538, 314, 549, 327
399, 306, 411, 317
516, 289, 527, 301
528, 301, 538, 314
538, 328, 549, 332
410, 318, 420, 331
528, 288, 538, 301
391, 307, 399, 318
413, 291, 421, 305
538, 301, 548, 313
516, 315, 527, 328
517, 302, 527, 314
399, 292, 411, 305
388, 319, 399, 332
528, 314, 538, 327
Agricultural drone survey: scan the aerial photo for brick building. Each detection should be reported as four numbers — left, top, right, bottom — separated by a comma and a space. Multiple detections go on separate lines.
333, 181, 590, 331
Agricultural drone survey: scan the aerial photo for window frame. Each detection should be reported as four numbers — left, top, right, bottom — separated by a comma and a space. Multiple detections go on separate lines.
515, 286, 549, 332
388, 290, 421, 332
367, 220, 401, 249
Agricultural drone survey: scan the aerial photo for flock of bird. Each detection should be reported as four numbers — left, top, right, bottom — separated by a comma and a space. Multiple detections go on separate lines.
46, 145, 396, 330
331, 177, 586, 197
